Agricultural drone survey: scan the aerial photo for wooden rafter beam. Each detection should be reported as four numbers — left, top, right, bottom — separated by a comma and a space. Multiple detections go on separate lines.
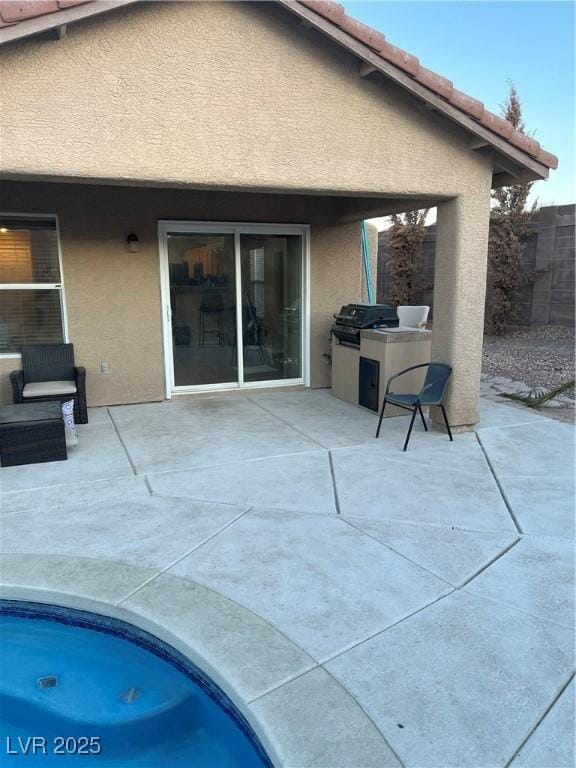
359, 61, 377, 78
0, 0, 140, 46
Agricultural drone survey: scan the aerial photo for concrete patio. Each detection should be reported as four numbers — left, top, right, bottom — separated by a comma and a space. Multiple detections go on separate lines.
0, 390, 574, 767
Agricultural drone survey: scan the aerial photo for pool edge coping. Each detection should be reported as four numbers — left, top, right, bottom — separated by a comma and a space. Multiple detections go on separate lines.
0, 553, 398, 768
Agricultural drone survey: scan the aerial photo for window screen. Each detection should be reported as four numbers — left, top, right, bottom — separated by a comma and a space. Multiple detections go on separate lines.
0, 217, 65, 354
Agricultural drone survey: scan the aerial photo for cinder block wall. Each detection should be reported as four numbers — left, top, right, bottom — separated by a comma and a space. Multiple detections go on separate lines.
377, 204, 575, 327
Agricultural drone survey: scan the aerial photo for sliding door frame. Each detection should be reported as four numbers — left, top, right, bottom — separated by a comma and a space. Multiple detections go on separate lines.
158, 220, 310, 398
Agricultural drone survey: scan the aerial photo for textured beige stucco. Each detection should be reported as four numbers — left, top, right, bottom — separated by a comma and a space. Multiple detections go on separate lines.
1, 1, 491, 199
0, 181, 360, 405
310, 220, 364, 385
431, 192, 492, 429
0, 0, 496, 426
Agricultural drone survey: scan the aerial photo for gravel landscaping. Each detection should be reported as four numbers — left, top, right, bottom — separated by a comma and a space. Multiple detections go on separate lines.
483, 326, 574, 389
482, 325, 575, 423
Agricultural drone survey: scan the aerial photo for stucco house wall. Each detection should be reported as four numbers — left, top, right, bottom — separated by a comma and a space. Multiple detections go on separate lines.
0, 1, 493, 199
0, 0, 502, 426
0, 181, 363, 406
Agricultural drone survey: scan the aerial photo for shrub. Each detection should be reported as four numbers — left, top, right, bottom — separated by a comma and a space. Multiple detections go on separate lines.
487, 85, 536, 334
389, 208, 430, 306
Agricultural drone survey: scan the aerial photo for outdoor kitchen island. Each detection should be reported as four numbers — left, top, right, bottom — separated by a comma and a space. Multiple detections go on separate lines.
331, 327, 432, 417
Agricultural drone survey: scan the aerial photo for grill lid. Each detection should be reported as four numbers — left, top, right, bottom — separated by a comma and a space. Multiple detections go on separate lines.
333, 303, 398, 328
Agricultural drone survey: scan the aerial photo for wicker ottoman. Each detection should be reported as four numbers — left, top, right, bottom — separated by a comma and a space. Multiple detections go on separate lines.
0, 402, 67, 467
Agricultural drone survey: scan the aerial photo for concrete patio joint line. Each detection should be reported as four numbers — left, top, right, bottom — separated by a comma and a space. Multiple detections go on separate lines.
248, 656, 406, 768
115, 506, 253, 604
115, 569, 322, 694
475, 408, 548, 431
246, 396, 328, 449
107, 408, 138, 476
318, 589, 455, 666
148, 491, 250, 509
341, 517, 454, 586
142, 447, 326, 479
460, 589, 576, 630
246, 665, 321, 706
457, 535, 522, 588
503, 672, 576, 768
321, 666, 408, 768
341, 514, 523, 538
475, 431, 523, 534
0, 475, 133, 497
143, 476, 154, 496
328, 451, 342, 515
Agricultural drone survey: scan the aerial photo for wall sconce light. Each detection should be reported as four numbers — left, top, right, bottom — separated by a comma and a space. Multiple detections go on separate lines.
127, 233, 139, 253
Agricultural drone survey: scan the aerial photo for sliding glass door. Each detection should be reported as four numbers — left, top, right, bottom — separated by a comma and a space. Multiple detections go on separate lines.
166, 232, 237, 387
239, 234, 302, 383
159, 223, 307, 394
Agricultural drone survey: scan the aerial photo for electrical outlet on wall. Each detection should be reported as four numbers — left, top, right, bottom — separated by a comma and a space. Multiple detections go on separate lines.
100, 361, 110, 375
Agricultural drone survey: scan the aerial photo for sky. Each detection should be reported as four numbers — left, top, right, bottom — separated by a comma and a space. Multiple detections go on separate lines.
340, 0, 575, 221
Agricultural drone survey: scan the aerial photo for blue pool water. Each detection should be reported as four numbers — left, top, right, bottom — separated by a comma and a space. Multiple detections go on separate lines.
0, 601, 272, 767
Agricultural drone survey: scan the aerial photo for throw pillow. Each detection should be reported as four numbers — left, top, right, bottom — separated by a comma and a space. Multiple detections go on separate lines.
61, 399, 78, 447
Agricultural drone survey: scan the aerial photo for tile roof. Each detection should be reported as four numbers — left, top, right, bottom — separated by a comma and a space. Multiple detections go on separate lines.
0, 1, 88, 27
0, 0, 558, 171
296, 0, 557, 170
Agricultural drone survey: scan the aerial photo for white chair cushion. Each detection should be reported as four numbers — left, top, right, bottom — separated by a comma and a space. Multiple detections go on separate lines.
397, 305, 430, 328
23, 381, 77, 397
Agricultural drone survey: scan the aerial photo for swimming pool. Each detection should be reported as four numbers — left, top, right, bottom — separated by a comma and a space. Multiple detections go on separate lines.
0, 601, 272, 767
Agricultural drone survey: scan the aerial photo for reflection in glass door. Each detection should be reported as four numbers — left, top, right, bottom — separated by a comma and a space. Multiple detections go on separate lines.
161, 223, 306, 393
167, 232, 236, 387
240, 234, 302, 383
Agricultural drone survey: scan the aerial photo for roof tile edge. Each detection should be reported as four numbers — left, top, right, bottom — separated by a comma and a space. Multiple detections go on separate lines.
0, 0, 559, 171
298, 0, 558, 170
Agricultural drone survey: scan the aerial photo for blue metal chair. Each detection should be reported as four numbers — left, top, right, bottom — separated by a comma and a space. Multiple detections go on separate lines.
376, 363, 453, 451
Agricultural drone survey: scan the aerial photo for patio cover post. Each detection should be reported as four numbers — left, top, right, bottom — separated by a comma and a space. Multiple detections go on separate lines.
430, 193, 491, 431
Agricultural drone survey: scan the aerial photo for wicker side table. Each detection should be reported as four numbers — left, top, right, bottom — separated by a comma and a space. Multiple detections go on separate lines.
0, 402, 67, 467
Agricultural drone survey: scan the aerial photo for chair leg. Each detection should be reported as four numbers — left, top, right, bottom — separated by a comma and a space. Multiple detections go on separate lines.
403, 408, 418, 452
76, 395, 88, 425
440, 405, 453, 442
375, 397, 387, 438
418, 405, 428, 431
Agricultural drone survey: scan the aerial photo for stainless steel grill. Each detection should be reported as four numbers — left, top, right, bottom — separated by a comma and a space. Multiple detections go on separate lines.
331, 303, 399, 347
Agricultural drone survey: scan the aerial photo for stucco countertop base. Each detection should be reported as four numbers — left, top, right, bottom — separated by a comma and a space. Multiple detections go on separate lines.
361, 328, 433, 343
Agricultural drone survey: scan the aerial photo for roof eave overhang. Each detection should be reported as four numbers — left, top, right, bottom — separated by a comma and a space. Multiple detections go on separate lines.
278, 0, 550, 185
0, 0, 139, 45
0, 0, 553, 186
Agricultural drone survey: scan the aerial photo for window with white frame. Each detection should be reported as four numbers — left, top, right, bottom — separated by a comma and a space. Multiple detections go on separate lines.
0, 216, 66, 355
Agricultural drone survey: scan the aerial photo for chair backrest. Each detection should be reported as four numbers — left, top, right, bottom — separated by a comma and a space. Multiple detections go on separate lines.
21, 344, 76, 383
397, 306, 429, 328
420, 363, 452, 404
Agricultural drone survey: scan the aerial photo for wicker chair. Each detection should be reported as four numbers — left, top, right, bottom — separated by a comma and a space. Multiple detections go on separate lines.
10, 344, 88, 424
